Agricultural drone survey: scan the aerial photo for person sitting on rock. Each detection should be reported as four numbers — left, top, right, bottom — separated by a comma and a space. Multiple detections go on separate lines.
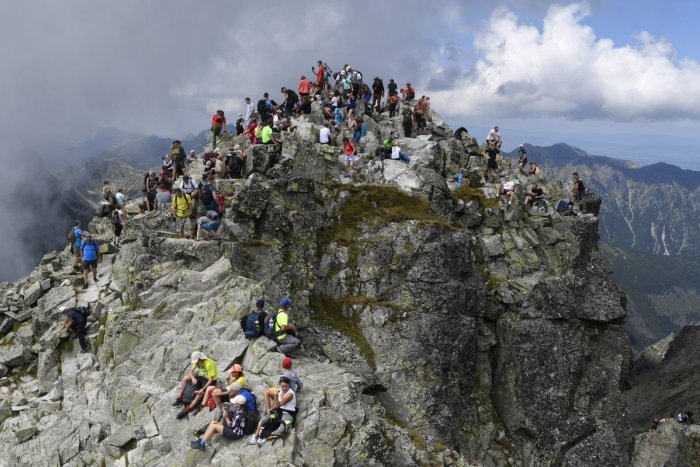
80, 232, 100, 290
212, 380, 256, 413
524, 184, 545, 207
319, 122, 331, 145
196, 210, 221, 241
269, 298, 301, 356
518, 144, 528, 175
68, 220, 83, 271
382, 136, 411, 164
201, 363, 248, 409
529, 162, 541, 176
280, 357, 303, 393
248, 376, 297, 445
213, 152, 227, 179
497, 175, 517, 205
59, 305, 91, 353
190, 395, 248, 450
175, 351, 218, 419
487, 125, 502, 152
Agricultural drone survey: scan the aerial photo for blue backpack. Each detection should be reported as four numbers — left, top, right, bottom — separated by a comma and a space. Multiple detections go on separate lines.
241, 311, 266, 339
263, 312, 279, 341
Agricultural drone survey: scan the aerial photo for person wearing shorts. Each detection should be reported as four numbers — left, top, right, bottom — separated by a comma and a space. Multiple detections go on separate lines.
80, 232, 100, 289
171, 188, 194, 239
343, 137, 356, 172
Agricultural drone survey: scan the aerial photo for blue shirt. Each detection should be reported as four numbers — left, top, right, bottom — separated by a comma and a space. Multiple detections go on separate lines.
241, 389, 256, 413
81, 240, 99, 261
72, 227, 83, 248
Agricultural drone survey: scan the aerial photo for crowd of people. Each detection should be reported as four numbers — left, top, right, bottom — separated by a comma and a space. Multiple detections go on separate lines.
652, 411, 695, 430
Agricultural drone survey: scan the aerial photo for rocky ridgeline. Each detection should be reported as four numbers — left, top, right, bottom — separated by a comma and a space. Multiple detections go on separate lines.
0, 102, 676, 466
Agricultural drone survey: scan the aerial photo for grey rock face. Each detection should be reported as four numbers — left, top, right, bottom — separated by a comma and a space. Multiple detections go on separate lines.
0, 107, 635, 466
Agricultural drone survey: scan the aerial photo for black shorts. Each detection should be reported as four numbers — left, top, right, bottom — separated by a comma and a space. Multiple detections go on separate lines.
113, 224, 123, 236
195, 375, 211, 390
487, 159, 498, 169
82, 259, 97, 271
222, 426, 239, 440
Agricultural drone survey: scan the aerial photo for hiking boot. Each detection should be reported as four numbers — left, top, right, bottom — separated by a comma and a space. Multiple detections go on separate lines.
247, 434, 259, 445
172, 398, 184, 407
190, 440, 205, 450
82, 283, 88, 290
176, 410, 188, 420
257, 437, 267, 446
80, 347, 91, 354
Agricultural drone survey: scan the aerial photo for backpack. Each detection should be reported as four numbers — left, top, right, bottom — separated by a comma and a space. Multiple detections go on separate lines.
286, 90, 298, 104
257, 99, 267, 116
77, 305, 91, 319
146, 177, 158, 194
171, 145, 183, 162
68, 227, 75, 243
244, 407, 259, 435
200, 184, 214, 206
240, 311, 267, 339
258, 408, 283, 439
182, 381, 197, 405
111, 210, 122, 225
263, 312, 279, 341
402, 108, 413, 123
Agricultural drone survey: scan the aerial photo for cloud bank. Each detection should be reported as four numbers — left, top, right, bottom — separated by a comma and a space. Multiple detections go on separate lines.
431, 2, 700, 122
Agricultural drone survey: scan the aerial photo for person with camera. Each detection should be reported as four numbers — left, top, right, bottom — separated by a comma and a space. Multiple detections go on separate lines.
190, 395, 248, 449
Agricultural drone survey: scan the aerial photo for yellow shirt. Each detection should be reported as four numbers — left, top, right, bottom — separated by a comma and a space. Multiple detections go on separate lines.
275, 309, 289, 340
171, 193, 191, 218
261, 125, 273, 144
194, 358, 218, 380
227, 374, 249, 390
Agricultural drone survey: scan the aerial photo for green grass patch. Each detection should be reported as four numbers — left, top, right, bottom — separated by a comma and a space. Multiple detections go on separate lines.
310, 293, 376, 370
453, 187, 499, 210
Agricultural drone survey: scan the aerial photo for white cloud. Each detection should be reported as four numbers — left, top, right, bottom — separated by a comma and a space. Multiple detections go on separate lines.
431, 2, 700, 122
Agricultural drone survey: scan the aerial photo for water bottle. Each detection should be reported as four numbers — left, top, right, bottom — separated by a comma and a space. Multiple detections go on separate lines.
456, 172, 463, 189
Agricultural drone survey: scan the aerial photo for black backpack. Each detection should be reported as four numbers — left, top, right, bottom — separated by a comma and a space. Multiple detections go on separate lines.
286, 90, 299, 104
263, 312, 279, 341
111, 210, 122, 225
200, 184, 214, 206
182, 381, 196, 405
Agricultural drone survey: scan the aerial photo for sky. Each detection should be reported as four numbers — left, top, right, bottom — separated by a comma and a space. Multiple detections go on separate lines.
2, 0, 700, 279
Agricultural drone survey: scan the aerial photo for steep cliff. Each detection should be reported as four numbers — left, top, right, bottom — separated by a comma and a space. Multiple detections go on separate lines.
0, 106, 633, 466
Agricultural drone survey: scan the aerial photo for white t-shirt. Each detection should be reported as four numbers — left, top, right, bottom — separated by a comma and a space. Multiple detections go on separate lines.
179, 179, 197, 194
279, 387, 296, 411
503, 180, 515, 191
319, 127, 331, 144
391, 146, 401, 159
487, 128, 501, 142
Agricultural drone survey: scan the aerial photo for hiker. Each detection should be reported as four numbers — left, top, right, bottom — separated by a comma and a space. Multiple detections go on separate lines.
298, 75, 311, 99
529, 162, 541, 176
572, 172, 585, 205
281, 87, 299, 118
68, 220, 83, 271
484, 145, 499, 181
196, 211, 220, 241
190, 396, 248, 449
312, 60, 326, 90
171, 188, 194, 239
487, 126, 502, 151
154, 183, 171, 211
319, 122, 331, 145
178, 174, 198, 196
59, 305, 91, 353
280, 357, 303, 393
497, 175, 517, 205
115, 188, 126, 207
241, 299, 268, 340
175, 351, 218, 419
170, 140, 187, 178
401, 103, 413, 138
244, 97, 255, 129
518, 144, 528, 175
261, 119, 278, 145
200, 174, 220, 213
524, 185, 545, 207
111, 206, 126, 247
267, 298, 301, 355
248, 376, 297, 445
211, 111, 226, 149
188, 149, 198, 163
143, 171, 159, 211
387, 93, 399, 118
404, 82, 416, 100
213, 152, 227, 178
371, 76, 384, 111
387, 78, 398, 98
80, 232, 100, 290
201, 363, 248, 409
413, 97, 429, 134
382, 136, 411, 163
342, 137, 357, 172
227, 145, 245, 179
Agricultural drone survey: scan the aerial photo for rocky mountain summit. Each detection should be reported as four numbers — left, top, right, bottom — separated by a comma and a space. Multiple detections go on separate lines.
0, 104, 647, 466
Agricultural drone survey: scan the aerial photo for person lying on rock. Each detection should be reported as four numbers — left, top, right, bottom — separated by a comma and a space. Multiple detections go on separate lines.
248, 376, 297, 445
175, 351, 218, 419
190, 395, 248, 449
201, 364, 249, 410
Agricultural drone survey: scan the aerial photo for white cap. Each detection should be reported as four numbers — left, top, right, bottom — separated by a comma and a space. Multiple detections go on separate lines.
190, 351, 207, 364
59, 306, 68, 313
232, 395, 247, 406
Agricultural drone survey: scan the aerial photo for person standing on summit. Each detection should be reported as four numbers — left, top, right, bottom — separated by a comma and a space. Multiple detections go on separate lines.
487, 126, 502, 152
312, 60, 326, 91
244, 97, 255, 129
211, 110, 226, 149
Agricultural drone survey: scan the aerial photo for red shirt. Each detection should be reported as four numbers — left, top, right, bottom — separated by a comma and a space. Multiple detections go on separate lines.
298, 79, 310, 94
316, 66, 325, 85
246, 122, 257, 138
212, 113, 226, 128
344, 141, 355, 156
